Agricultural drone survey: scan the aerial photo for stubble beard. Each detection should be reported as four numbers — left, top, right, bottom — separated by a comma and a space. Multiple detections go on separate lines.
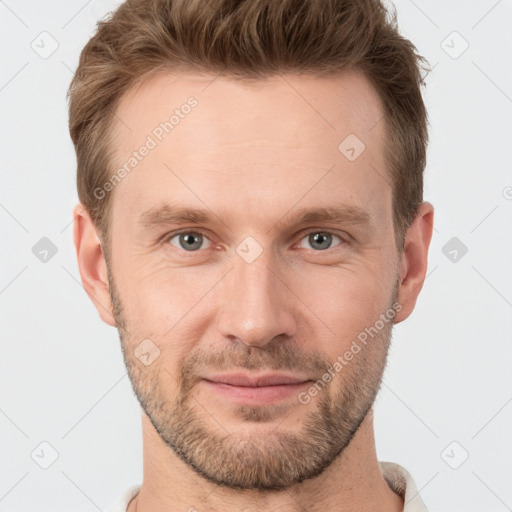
107, 262, 398, 490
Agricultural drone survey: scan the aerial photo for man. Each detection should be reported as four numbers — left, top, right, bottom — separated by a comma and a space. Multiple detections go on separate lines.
69, 0, 434, 510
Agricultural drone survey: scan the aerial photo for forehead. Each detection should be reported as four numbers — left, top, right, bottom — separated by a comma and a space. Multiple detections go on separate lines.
113, 68, 385, 150
109, 69, 391, 229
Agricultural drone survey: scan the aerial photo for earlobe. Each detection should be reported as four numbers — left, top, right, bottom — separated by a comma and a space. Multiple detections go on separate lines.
394, 201, 434, 324
73, 203, 116, 327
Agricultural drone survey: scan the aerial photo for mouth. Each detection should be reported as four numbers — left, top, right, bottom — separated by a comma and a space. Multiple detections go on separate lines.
201, 372, 313, 405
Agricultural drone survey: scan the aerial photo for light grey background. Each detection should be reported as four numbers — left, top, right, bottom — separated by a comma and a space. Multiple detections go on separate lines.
1, 1, 511, 511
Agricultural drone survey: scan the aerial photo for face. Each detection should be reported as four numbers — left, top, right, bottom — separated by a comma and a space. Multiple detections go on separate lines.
104, 69, 402, 490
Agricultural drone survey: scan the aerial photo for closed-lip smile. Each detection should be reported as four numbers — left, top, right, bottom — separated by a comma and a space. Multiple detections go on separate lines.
202, 372, 312, 387
200, 372, 313, 405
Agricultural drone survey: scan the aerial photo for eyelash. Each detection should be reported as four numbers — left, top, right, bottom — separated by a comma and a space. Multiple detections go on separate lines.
162, 228, 347, 254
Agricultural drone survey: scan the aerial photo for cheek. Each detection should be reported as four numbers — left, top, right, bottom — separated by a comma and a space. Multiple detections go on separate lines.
293, 265, 392, 348
115, 257, 222, 340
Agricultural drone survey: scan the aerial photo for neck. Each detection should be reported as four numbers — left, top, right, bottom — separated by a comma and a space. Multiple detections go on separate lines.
127, 408, 404, 512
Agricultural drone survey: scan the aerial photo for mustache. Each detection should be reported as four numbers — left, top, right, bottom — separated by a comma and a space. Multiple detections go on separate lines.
177, 342, 332, 391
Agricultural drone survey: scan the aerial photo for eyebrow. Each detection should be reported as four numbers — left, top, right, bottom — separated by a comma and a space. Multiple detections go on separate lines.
138, 204, 372, 232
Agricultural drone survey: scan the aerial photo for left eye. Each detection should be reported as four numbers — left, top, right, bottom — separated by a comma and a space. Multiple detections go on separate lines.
166, 230, 343, 252
298, 231, 343, 251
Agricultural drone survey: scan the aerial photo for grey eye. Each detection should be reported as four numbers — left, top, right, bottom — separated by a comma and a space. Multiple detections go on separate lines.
169, 232, 211, 251
298, 232, 342, 251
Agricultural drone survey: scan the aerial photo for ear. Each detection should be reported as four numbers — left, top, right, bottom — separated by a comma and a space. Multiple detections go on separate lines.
73, 203, 116, 327
394, 201, 434, 324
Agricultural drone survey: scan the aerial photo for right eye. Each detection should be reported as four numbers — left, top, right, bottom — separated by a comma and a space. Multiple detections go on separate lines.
165, 231, 213, 252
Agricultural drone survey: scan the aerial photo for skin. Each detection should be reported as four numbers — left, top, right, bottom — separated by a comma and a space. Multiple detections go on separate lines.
73, 68, 434, 512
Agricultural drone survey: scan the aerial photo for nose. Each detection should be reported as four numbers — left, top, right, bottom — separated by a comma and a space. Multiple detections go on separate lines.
216, 251, 297, 348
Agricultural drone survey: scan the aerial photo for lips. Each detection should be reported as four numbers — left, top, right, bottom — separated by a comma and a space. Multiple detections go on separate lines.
202, 372, 311, 387
201, 373, 313, 405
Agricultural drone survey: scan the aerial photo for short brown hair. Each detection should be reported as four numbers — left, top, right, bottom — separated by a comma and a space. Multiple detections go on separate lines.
68, 0, 430, 254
